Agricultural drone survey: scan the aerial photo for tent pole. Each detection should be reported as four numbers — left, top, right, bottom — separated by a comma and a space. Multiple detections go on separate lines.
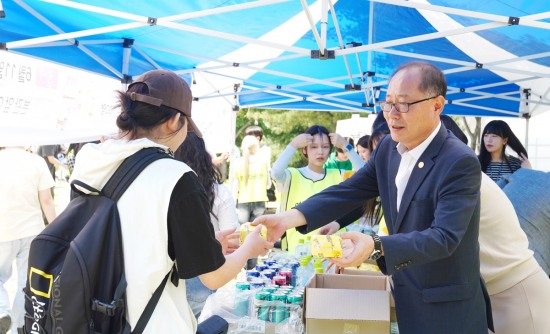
122, 38, 132, 78
299, 0, 324, 54
367, 0, 376, 112
525, 117, 529, 150
320, 0, 328, 52
523, 89, 531, 151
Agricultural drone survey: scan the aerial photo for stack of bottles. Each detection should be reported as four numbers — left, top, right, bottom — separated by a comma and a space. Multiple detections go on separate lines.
231, 243, 341, 333
253, 284, 304, 324
231, 251, 327, 330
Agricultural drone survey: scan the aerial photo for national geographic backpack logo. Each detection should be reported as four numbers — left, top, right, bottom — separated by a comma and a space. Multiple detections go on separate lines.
28, 267, 52, 334
28, 267, 53, 298
51, 275, 64, 333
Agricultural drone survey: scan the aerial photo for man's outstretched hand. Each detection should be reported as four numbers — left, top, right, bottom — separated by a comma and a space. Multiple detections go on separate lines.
329, 231, 375, 268
251, 209, 307, 243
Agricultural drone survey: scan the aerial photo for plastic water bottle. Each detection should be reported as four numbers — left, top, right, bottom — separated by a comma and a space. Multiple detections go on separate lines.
234, 281, 250, 317
295, 255, 314, 287
294, 238, 308, 259
303, 235, 312, 256
313, 258, 324, 274
314, 257, 334, 274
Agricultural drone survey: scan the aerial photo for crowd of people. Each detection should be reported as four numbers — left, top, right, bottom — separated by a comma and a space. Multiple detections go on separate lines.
1, 63, 549, 334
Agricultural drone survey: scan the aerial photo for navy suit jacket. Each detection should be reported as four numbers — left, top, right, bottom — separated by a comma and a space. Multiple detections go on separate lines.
295, 125, 492, 334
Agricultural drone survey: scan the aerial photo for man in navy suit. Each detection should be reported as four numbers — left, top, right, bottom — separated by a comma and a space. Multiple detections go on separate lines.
253, 62, 493, 333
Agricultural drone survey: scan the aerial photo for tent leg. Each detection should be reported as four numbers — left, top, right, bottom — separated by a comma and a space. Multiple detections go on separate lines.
525, 116, 529, 151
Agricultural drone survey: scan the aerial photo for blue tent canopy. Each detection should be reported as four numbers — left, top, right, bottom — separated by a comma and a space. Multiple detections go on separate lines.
1, 0, 549, 118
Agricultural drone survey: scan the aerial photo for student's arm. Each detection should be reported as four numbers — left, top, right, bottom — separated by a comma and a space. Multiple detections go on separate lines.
201, 225, 272, 289
271, 133, 312, 184
329, 133, 365, 171
271, 144, 296, 183
170, 174, 273, 290
38, 188, 56, 223
345, 149, 365, 171
46, 155, 68, 170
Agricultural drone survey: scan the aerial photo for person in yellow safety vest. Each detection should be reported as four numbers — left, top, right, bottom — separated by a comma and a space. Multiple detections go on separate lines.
232, 135, 271, 225
270, 125, 342, 254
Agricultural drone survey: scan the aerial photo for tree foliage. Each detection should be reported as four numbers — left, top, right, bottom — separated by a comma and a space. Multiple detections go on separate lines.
235, 108, 355, 167
460, 116, 482, 152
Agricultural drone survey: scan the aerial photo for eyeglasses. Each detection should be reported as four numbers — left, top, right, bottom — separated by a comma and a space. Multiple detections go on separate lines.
378, 96, 437, 113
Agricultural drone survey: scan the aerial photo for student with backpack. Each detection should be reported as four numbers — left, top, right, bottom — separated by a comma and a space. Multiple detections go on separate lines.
25, 70, 272, 334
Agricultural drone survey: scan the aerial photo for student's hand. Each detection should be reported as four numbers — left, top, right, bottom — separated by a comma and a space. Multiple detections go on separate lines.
243, 139, 257, 151
226, 230, 240, 254
329, 231, 374, 268
290, 134, 313, 150
241, 225, 274, 258
212, 152, 230, 166
318, 221, 340, 235
519, 153, 532, 169
215, 228, 238, 255
329, 133, 347, 149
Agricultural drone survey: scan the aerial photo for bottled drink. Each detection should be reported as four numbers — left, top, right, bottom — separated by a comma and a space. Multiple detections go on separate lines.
313, 257, 335, 274
272, 274, 287, 287
295, 255, 314, 287
234, 281, 250, 317
254, 291, 271, 321
313, 258, 324, 274
279, 268, 293, 286
294, 238, 308, 259
288, 261, 300, 286
269, 293, 288, 323
304, 235, 312, 256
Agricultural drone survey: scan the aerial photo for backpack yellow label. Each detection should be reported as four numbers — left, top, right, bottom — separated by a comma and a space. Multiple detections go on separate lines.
29, 267, 53, 298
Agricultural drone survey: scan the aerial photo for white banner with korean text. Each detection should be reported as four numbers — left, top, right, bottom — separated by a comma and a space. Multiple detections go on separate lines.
0, 52, 120, 146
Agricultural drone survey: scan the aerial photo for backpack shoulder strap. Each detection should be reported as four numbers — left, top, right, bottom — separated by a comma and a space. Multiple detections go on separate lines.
102, 147, 172, 201
130, 267, 174, 334
103, 148, 173, 334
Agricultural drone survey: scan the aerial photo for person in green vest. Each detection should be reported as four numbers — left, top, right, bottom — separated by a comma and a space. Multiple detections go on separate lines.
324, 134, 364, 175
271, 125, 342, 253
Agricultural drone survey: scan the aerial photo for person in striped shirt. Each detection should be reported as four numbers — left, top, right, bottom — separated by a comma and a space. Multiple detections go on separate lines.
478, 120, 531, 182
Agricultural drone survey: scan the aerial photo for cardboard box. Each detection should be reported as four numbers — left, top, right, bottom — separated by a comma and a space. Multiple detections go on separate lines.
304, 271, 391, 334
340, 269, 397, 322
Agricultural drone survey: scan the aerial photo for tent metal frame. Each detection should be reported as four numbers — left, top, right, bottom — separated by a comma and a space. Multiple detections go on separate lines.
2, 0, 550, 118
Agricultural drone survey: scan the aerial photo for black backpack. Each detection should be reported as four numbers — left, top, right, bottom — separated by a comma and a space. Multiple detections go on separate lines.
24, 147, 172, 334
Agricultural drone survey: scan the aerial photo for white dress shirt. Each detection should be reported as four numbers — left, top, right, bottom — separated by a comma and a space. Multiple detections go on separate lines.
395, 122, 441, 210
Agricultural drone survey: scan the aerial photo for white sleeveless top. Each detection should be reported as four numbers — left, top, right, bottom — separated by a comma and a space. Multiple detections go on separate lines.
118, 158, 196, 333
